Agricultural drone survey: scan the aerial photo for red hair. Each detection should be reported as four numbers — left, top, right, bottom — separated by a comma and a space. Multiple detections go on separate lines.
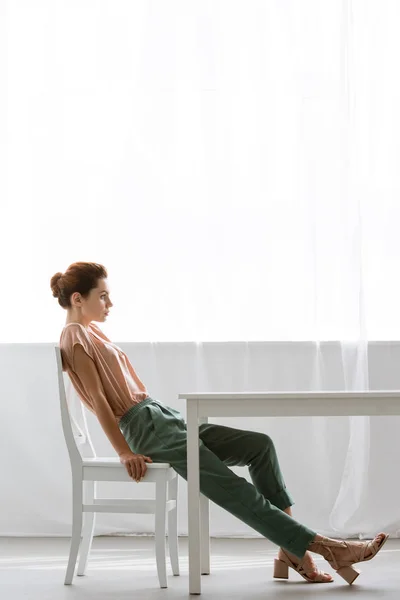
50, 262, 108, 309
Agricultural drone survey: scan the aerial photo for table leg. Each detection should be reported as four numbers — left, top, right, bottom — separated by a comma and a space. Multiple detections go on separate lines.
199, 417, 210, 575
187, 399, 201, 594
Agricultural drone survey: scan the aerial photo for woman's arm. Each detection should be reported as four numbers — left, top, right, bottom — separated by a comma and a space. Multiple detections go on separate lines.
73, 344, 152, 480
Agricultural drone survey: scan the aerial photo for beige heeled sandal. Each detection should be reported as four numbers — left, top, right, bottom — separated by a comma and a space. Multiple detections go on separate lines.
309, 533, 389, 585
273, 549, 333, 583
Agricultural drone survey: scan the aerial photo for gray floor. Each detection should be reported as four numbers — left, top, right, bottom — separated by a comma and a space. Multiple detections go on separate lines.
0, 536, 399, 599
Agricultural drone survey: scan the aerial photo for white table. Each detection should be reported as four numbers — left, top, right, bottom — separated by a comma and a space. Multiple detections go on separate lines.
179, 390, 400, 595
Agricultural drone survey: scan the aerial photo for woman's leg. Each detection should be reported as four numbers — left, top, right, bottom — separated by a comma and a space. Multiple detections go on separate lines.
198, 423, 293, 509
199, 422, 333, 581
120, 399, 316, 558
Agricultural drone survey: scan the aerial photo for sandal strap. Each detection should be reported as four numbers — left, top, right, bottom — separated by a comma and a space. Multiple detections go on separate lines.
311, 535, 386, 569
281, 550, 331, 582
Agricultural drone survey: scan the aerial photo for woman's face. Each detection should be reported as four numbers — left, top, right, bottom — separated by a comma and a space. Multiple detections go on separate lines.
71, 278, 113, 324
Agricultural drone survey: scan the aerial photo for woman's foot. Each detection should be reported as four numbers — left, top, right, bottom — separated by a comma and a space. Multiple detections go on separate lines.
308, 532, 388, 584
275, 548, 334, 583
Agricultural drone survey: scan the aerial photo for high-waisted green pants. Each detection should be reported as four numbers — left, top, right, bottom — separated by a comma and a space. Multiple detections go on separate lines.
119, 397, 316, 558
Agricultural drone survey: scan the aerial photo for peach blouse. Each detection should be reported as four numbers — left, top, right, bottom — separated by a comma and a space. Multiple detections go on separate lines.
60, 322, 148, 421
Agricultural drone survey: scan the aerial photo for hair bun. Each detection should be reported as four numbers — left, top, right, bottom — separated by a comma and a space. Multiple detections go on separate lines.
50, 272, 64, 298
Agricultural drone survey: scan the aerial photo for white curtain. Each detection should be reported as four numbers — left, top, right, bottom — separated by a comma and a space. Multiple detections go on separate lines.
2, 0, 400, 343
1, 0, 400, 537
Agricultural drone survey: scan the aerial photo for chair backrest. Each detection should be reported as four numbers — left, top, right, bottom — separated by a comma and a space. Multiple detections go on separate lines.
55, 345, 96, 469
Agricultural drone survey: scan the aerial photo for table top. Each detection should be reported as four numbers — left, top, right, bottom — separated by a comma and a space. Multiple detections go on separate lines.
179, 390, 400, 401
180, 390, 400, 416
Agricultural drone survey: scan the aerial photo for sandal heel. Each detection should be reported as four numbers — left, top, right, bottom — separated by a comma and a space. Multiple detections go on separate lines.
273, 559, 289, 579
336, 566, 360, 585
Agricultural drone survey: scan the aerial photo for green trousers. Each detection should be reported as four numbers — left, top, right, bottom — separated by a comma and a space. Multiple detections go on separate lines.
119, 397, 316, 558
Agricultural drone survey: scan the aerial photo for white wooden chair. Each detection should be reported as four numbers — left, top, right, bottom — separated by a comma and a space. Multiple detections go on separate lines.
54, 345, 179, 588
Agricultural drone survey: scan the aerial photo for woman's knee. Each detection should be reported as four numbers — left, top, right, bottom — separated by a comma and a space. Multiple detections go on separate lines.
251, 432, 275, 454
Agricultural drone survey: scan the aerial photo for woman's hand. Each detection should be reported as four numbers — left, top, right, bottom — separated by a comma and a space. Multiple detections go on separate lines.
119, 451, 153, 482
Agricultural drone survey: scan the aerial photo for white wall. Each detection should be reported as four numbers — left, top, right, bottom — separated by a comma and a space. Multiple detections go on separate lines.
1, 341, 400, 538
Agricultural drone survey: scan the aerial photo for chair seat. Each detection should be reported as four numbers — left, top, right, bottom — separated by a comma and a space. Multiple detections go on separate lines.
82, 457, 172, 469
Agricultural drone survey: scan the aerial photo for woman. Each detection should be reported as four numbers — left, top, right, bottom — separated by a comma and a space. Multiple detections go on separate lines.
51, 261, 388, 585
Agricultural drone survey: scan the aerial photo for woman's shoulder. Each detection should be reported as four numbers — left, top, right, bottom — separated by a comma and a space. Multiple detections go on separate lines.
59, 322, 98, 366
59, 322, 111, 352
60, 323, 97, 352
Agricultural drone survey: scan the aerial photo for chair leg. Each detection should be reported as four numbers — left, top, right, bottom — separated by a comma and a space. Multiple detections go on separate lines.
168, 474, 180, 576
77, 481, 96, 576
155, 475, 168, 588
64, 477, 83, 585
